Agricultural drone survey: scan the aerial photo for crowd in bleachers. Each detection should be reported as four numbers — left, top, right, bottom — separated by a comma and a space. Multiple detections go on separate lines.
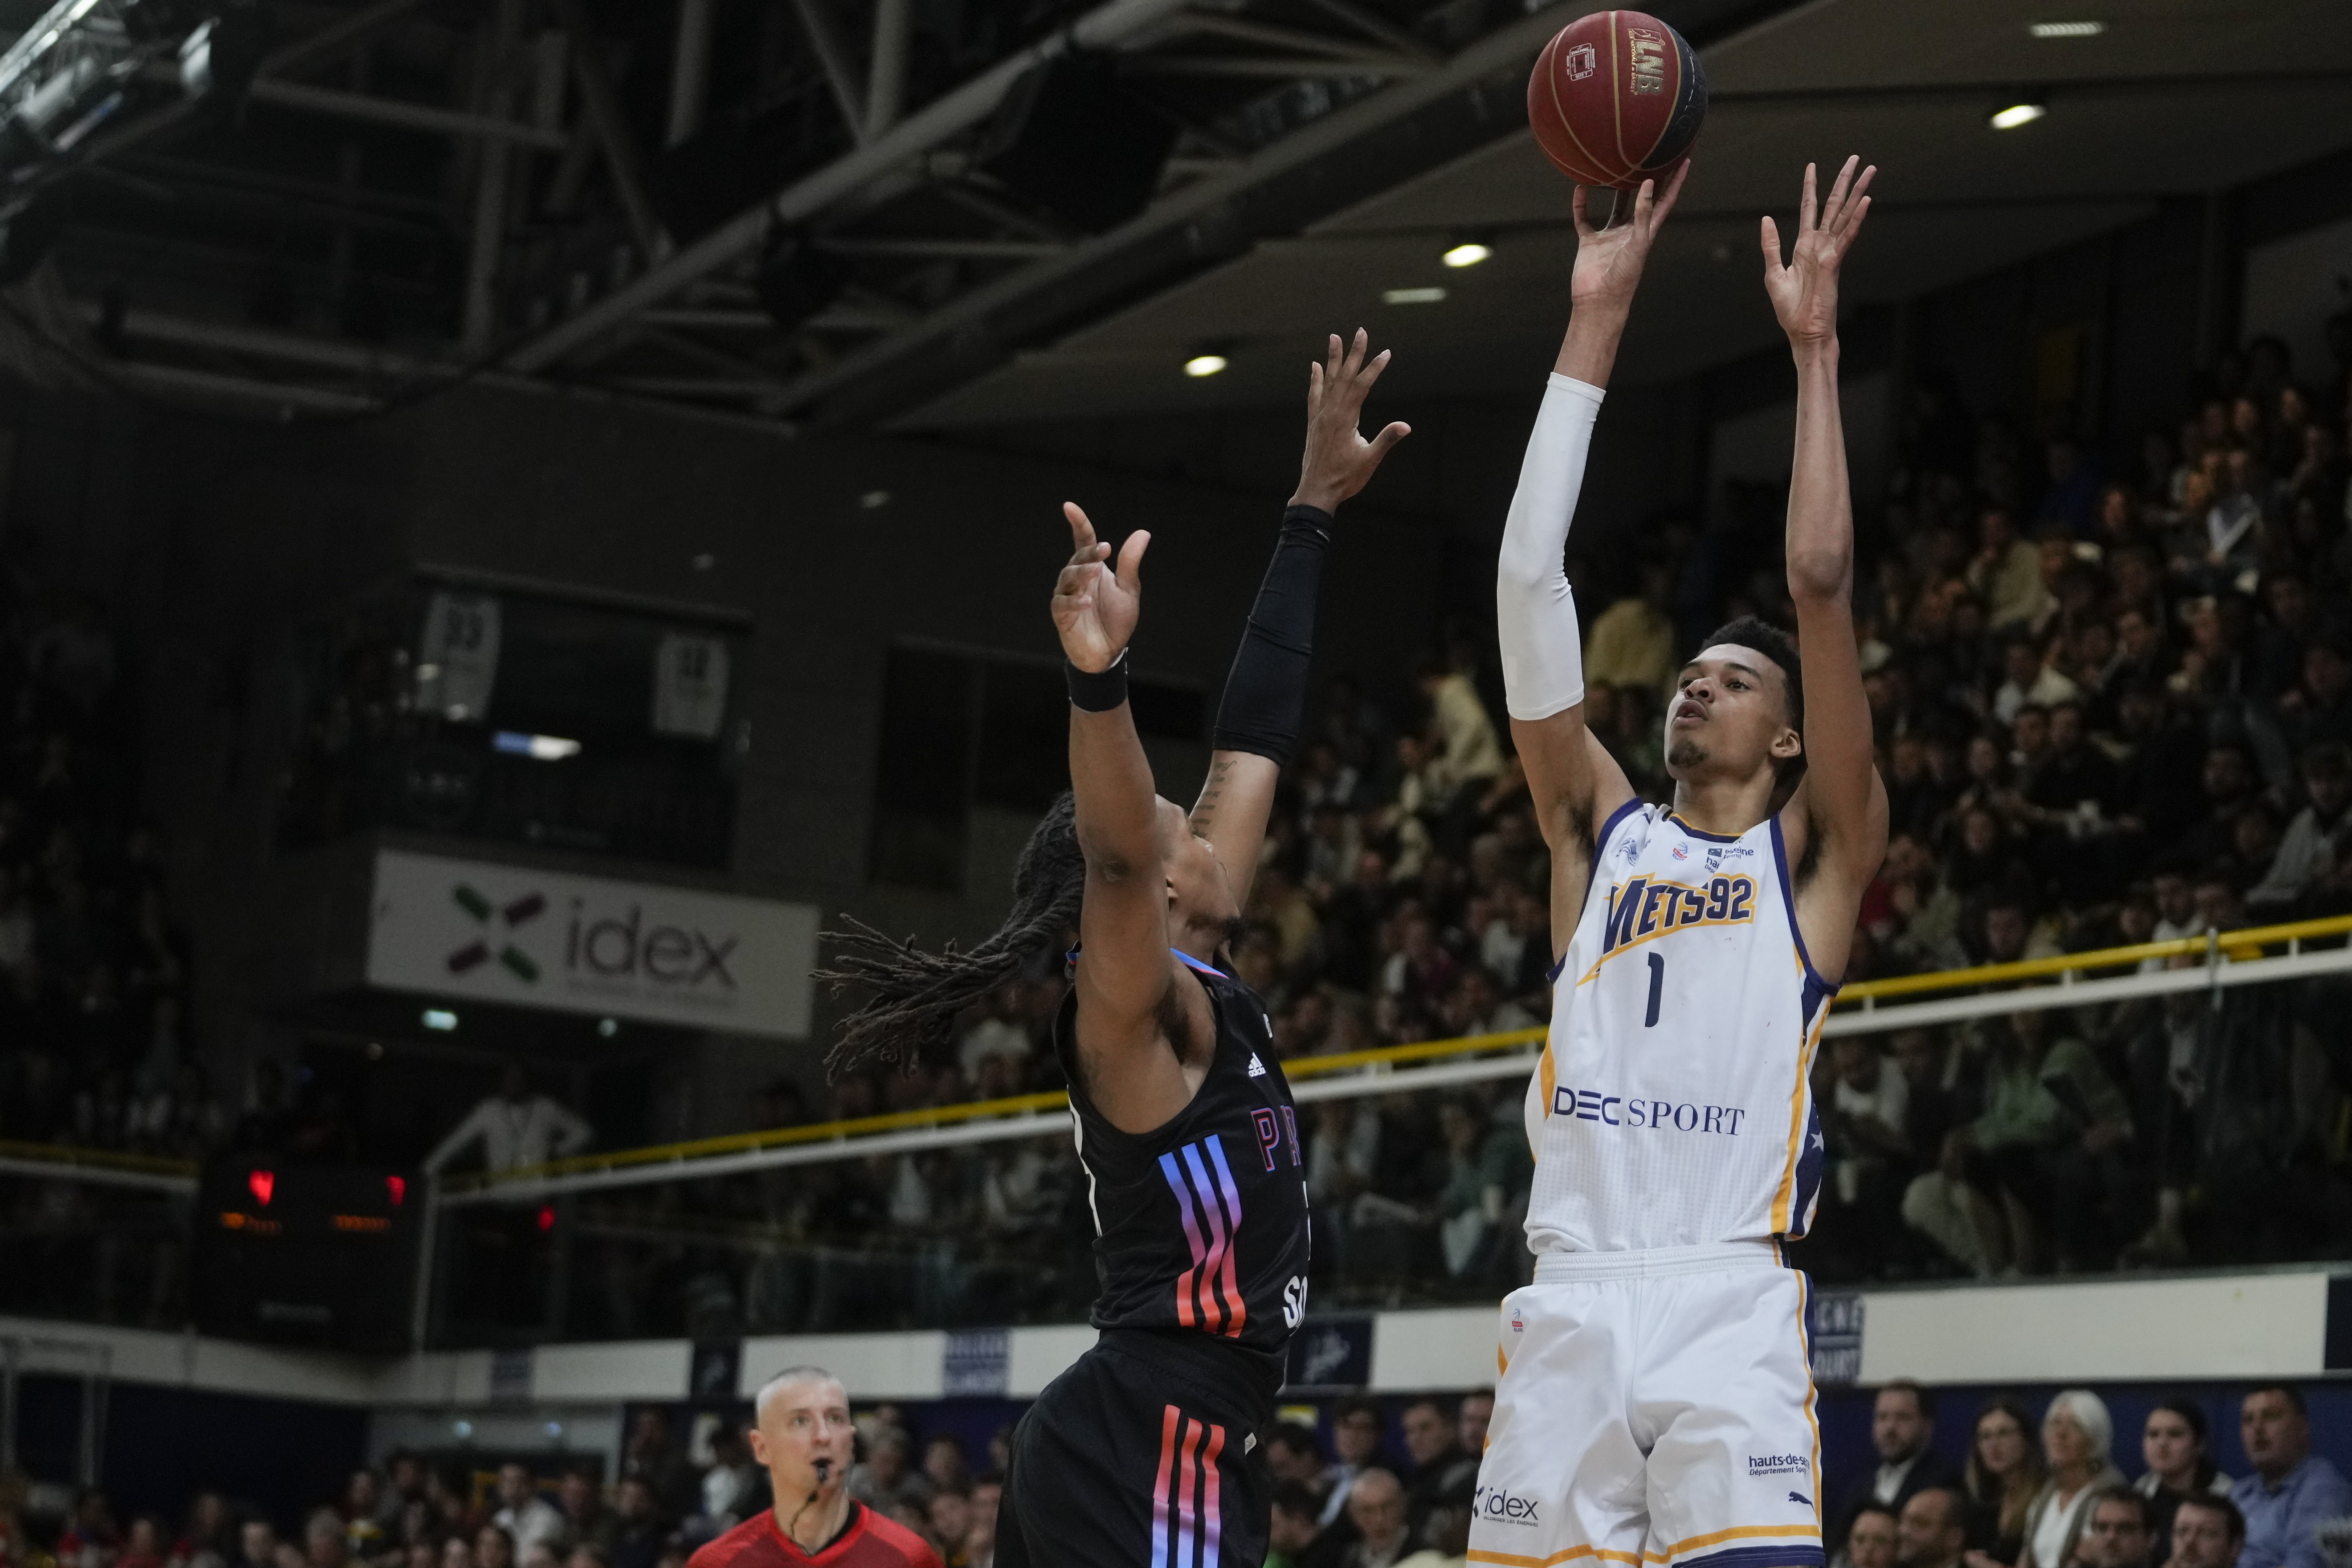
3, 1378, 2342, 1568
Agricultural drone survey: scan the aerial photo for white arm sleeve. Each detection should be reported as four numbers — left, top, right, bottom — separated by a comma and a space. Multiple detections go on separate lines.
1496, 372, 1604, 722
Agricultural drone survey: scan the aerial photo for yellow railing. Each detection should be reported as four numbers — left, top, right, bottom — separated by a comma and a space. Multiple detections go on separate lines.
1835, 911, 2352, 1003
0, 1138, 199, 1178
430, 910, 2352, 1193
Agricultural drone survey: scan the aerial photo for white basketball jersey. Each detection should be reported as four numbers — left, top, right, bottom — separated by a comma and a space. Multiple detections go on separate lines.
1522, 801, 1834, 1254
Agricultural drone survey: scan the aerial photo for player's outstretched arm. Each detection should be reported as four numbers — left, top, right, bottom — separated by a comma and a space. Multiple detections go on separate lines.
1761, 156, 1890, 973
1192, 328, 1409, 903
1503, 167, 1684, 953
1053, 501, 1210, 1130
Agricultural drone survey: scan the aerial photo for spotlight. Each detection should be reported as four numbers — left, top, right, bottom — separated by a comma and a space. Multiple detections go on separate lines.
1183, 354, 1228, 378
2028, 21, 2104, 38
1989, 102, 2047, 129
1383, 286, 1447, 305
1441, 242, 1493, 268
422, 1009, 458, 1032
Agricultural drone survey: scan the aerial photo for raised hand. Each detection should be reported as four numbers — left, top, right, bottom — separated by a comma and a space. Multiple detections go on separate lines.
1761, 155, 1875, 348
1293, 328, 1411, 512
1568, 160, 1689, 316
1051, 501, 1148, 674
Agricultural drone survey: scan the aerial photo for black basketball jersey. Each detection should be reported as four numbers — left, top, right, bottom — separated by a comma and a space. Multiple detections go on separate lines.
1054, 948, 1312, 1365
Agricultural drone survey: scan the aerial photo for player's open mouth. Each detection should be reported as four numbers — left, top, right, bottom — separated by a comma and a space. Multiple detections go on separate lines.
1673, 699, 1706, 723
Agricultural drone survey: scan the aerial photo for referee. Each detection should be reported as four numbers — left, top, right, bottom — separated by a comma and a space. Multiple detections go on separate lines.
688, 1368, 940, 1568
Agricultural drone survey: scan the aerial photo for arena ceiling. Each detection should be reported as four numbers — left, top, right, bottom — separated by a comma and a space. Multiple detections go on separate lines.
3, 0, 2348, 432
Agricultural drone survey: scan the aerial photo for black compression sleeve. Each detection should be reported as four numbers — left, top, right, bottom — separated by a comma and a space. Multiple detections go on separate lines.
1210, 504, 1332, 765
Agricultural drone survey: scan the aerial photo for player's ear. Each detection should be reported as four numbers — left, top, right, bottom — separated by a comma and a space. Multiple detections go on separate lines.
1771, 724, 1803, 761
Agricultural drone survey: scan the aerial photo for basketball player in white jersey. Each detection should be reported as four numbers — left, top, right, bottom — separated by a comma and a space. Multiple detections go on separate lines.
1470, 156, 1885, 1568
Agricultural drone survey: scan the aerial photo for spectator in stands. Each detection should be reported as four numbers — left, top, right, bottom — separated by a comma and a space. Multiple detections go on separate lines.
175, 1495, 231, 1568
472, 1528, 514, 1568
1963, 1397, 2046, 1567
234, 1521, 279, 1568
492, 1470, 563, 1564
1342, 1470, 1411, 1568
120, 1518, 165, 1568
2081, 1487, 2157, 1568
2228, 1386, 2352, 1568
1266, 1424, 1330, 1502
2246, 744, 2352, 913
2137, 1400, 2233, 1565
1266, 1485, 1326, 1568
920, 1437, 969, 1500
1836, 1383, 1962, 1550
425, 1062, 593, 1176
2019, 1392, 2126, 1568
1849, 1504, 1900, 1568
693, 1429, 765, 1539
303, 1515, 348, 1568
60, 1491, 121, 1568
1322, 1399, 1385, 1528
2170, 1496, 2246, 1568
1456, 1391, 1493, 1462
1899, 1489, 1969, 1568
603, 1482, 664, 1568
1400, 1397, 1475, 1534
559, 1469, 611, 1555
849, 1430, 930, 1514
1584, 559, 1679, 693
340, 1474, 384, 1559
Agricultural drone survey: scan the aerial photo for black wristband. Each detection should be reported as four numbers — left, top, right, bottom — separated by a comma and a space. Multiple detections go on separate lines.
1066, 650, 1130, 712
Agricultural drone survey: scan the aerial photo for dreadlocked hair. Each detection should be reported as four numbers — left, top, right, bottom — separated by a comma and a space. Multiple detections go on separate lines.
815, 790, 1087, 1078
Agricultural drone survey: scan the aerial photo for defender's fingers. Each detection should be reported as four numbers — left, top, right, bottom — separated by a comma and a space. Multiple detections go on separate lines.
1759, 214, 1783, 273
1798, 161, 1818, 232
1630, 177, 1657, 237
1571, 184, 1594, 240
1325, 332, 1344, 385
1114, 530, 1151, 592
1821, 154, 1858, 225
1342, 327, 1370, 380
1834, 166, 1877, 235
1367, 420, 1412, 460
1353, 347, 1395, 392
1063, 500, 1098, 551
1649, 159, 1691, 228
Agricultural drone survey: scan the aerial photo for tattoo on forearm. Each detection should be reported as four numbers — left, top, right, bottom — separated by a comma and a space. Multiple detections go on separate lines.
1193, 758, 1234, 832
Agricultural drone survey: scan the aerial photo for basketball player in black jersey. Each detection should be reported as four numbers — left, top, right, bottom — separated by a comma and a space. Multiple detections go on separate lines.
819, 330, 1407, 1568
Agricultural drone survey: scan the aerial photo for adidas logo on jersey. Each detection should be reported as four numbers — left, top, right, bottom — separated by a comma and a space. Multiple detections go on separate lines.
1247, 1053, 1266, 1078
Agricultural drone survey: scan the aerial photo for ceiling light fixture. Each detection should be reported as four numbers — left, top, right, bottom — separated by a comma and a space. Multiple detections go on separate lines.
2028, 20, 2104, 38
1383, 286, 1447, 305
1989, 102, 2047, 129
493, 731, 582, 761
1441, 242, 1492, 268
1183, 354, 1228, 378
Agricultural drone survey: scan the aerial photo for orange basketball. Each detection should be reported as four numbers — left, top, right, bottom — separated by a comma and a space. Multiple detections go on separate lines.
1528, 9, 1707, 190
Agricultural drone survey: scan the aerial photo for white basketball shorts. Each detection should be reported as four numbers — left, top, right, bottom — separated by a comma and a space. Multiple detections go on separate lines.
1467, 1241, 1824, 1568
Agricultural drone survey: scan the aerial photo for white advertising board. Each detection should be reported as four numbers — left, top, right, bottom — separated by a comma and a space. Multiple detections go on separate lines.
367, 849, 818, 1038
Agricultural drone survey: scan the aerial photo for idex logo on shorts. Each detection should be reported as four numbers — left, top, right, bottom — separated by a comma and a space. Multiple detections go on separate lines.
1549, 1087, 1747, 1135
1474, 1486, 1540, 1527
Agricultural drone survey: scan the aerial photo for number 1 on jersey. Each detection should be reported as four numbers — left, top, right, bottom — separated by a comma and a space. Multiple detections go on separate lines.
1644, 952, 1664, 1027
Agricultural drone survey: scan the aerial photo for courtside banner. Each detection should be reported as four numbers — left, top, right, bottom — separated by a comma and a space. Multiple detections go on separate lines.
366, 849, 819, 1038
